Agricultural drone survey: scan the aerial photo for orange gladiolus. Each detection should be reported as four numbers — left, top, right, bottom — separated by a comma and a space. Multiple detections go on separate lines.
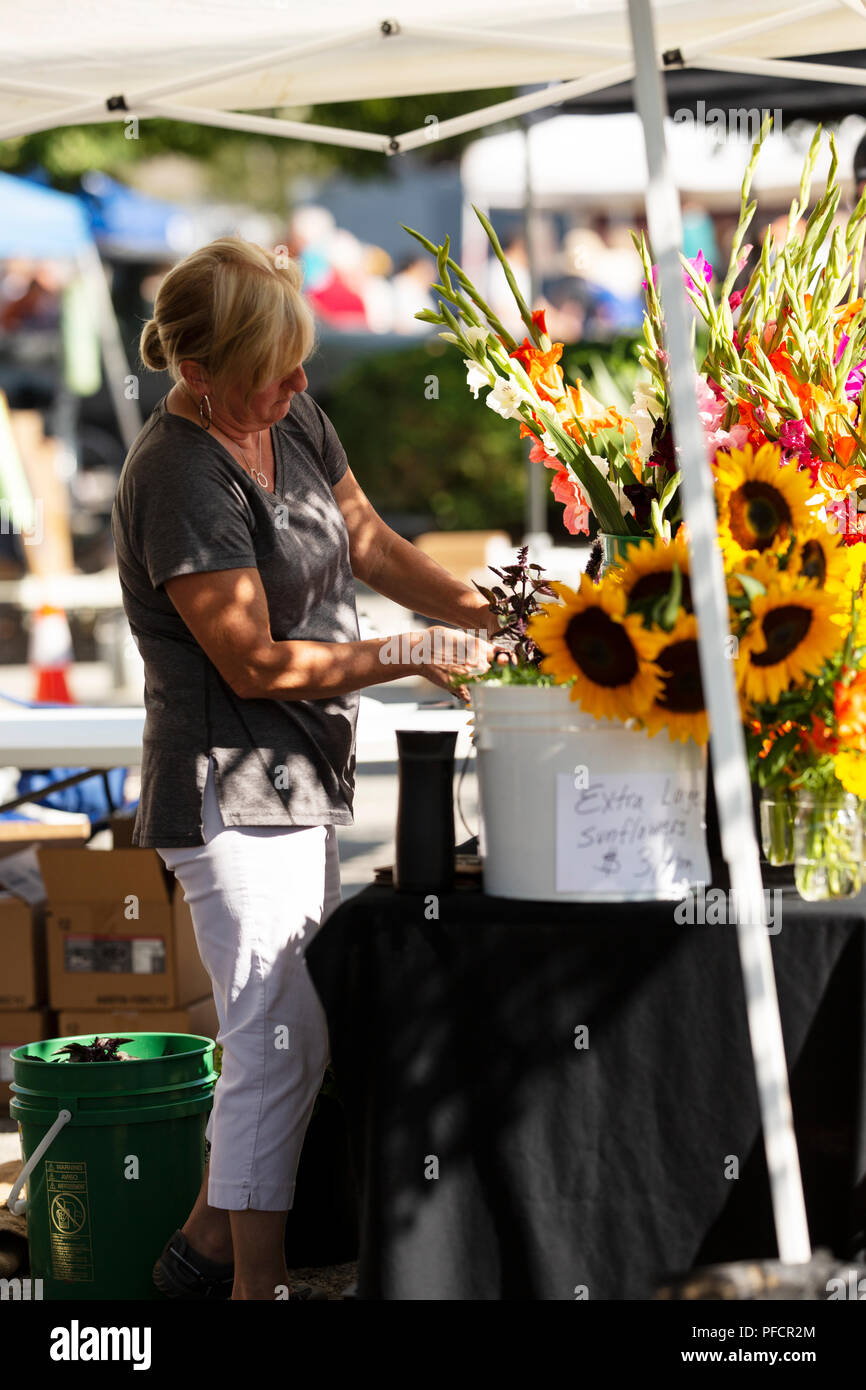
509, 339, 564, 402
835, 671, 866, 748
810, 713, 839, 755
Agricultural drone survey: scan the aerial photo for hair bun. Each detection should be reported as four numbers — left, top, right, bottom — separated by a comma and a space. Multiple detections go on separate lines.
140, 318, 168, 372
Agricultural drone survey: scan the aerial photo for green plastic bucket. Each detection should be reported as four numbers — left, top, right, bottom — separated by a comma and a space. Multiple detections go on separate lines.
9, 1032, 216, 1301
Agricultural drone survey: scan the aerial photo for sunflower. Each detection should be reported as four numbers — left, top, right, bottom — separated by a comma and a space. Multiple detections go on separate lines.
725, 550, 782, 600
791, 524, 850, 592
835, 750, 866, 798
736, 582, 846, 705
640, 613, 709, 745
715, 442, 815, 566
527, 576, 663, 722
612, 531, 692, 614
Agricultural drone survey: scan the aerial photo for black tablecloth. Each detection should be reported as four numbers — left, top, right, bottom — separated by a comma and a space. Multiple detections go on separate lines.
305, 882, 866, 1300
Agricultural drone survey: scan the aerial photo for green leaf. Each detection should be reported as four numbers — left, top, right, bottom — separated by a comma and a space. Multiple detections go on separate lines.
734, 571, 768, 601
659, 562, 683, 630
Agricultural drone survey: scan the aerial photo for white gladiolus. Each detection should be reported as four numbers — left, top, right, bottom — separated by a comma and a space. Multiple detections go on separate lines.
464, 359, 492, 399
589, 452, 610, 478
464, 325, 490, 349
439, 332, 460, 346
627, 380, 658, 462
486, 377, 525, 420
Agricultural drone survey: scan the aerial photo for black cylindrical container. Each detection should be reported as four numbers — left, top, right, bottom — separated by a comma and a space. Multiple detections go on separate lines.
394, 729, 457, 893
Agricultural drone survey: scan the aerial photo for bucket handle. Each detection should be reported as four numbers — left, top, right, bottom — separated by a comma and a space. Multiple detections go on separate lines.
6, 1108, 72, 1216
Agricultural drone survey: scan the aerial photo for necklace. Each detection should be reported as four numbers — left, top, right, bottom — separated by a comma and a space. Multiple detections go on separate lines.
236, 430, 270, 489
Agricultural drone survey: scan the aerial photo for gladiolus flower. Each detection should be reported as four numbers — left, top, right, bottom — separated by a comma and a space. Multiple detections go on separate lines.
835, 671, 866, 748
486, 377, 526, 420
550, 468, 590, 535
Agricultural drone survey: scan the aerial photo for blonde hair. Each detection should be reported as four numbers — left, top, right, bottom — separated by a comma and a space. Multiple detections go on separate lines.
140, 237, 316, 405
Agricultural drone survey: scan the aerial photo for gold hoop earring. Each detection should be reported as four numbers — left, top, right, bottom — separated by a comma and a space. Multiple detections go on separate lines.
199, 393, 213, 430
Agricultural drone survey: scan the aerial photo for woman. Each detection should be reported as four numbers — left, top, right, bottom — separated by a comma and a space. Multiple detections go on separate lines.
110, 237, 498, 1301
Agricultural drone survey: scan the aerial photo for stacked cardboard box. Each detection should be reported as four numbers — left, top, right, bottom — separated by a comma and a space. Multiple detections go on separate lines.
39, 846, 217, 1044
0, 839, 218, 1108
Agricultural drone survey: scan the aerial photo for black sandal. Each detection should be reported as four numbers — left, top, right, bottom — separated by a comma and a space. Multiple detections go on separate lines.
153, 1229, 331, 1300
153, 1230, 234, 1300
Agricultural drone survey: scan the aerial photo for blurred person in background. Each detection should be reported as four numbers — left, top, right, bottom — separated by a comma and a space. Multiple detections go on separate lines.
307, 227, 368, 330
286, 205, 335, 294
111, 235, 500, 1301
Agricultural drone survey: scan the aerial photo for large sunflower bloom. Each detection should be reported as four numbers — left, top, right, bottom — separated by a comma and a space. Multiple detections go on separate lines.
612, 531, 692, 614
715, 442, 815, 566
640, 613, 709, 745
736, 583, 845, 704
527, 576, 663, 722
792, 524, 850, 592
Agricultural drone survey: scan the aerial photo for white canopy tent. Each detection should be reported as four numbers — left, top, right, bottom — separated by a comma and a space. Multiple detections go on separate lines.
6, 0, 866, 1272
460, 110, 866, 213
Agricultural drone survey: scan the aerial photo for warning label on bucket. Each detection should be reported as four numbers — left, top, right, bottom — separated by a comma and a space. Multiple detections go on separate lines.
46, 1160, 93, 1281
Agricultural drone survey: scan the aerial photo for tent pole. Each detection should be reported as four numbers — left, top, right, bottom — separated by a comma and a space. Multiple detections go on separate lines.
626, 0, 812, 1266
395, 66, 635, 152
693, 54, 866, 88
137, 103, 392, 153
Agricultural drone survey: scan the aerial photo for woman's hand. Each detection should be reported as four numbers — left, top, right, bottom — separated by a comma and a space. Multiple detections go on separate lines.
420, 626, 496, 703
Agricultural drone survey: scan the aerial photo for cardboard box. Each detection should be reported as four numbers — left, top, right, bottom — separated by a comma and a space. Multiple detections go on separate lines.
57, 997, 218, 1042
0, 1008, 55, 1109
0, 892, 46, 1008
40, 848, 210, 1010
0, 823, 90, 856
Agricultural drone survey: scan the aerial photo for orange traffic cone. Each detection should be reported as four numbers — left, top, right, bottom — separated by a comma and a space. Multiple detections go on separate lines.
30, 604, 75, 703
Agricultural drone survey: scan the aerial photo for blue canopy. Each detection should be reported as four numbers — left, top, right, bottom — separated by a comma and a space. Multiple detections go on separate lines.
0, 172, 93, 259
79, 171, 182, 257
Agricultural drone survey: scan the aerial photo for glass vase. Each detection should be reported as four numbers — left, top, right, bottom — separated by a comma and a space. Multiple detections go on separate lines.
792, 790, 863, 902
599, 533, 642, 574
759, 788, 797, 866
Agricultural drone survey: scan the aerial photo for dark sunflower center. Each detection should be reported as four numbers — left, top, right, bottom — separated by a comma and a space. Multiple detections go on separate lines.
657, 639, 704, 712
564, 608, 639, 687
729, 481, 792, 551
629, 571, 693, 611
800, 539, 826, 584
750, 605, 813, 667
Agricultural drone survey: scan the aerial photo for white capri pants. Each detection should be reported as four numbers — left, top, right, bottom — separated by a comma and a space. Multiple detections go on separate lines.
156, 756, 341, 1211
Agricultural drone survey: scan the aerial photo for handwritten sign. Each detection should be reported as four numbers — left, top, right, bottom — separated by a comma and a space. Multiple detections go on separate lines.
555, 770, 710, 898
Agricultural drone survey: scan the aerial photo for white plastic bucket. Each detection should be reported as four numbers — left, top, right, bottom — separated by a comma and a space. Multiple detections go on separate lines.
470, 683, 708, 902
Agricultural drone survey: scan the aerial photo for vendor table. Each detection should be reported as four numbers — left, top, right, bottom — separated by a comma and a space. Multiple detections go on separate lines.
305, 879, 866, 1300
0, 698, 473, 811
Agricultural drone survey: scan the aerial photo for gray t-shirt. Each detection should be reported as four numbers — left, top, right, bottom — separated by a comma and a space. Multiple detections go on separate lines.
110, 390, 360, 847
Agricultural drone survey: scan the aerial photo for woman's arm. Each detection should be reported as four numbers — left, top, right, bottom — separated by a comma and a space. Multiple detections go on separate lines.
333, 468, 499, 637
163, 566, 493, 701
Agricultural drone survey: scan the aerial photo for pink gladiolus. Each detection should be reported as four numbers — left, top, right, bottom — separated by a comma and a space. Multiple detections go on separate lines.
642, 251, 713, 293
550, 468, 590, 536
686, 250, 713, 287
729, 290, 744, 311
779, 418, 811, 464
694, 372, 747, 462
529, 438, 560, 471
834, 334, 850, 366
